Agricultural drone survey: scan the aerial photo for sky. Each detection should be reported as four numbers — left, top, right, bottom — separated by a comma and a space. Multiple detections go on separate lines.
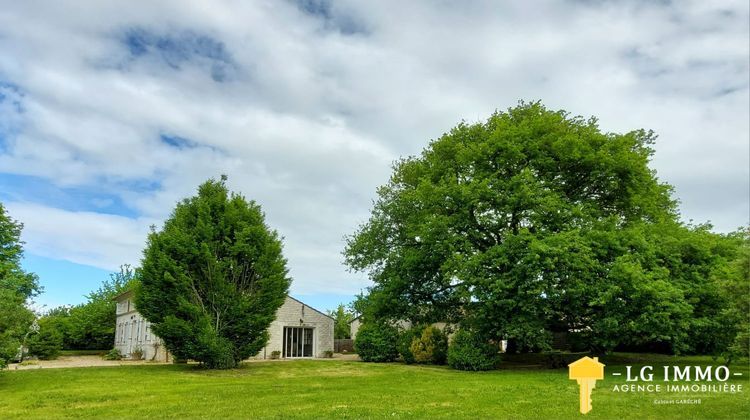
0, 0, 748, 313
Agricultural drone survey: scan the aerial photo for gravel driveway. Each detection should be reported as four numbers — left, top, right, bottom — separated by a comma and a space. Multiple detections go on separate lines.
6, 355, 166, 370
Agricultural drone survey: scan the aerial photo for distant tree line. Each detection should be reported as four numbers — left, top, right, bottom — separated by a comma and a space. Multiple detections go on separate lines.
39, 266, 139, 353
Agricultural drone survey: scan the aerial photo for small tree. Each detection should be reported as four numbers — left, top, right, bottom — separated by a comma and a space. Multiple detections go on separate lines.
410, 326, 448, 365
397, 325, 424, 364
136, 177, 291, 369
27, 318, 63, 360
328, 304, 353, 339
354, 323, 399, 362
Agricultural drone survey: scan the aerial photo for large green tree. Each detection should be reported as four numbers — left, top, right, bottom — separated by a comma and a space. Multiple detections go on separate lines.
0, 203, 40, 367
345, 102, 742, 354
136, 177, 290, 369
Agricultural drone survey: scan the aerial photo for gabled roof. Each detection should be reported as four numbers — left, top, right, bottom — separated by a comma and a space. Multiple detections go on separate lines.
285, 295, 335, 320
112, 289, 134, 301
113, 289, 334, 321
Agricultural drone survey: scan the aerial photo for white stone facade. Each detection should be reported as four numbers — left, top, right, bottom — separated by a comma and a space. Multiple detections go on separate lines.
114, 292, 333, 361
350, 316, 361, 340
114, 291, 169, 361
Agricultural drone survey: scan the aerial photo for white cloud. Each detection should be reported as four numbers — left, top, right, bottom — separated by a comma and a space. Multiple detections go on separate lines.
4, 202, 152, 270
0, 0, 747, 300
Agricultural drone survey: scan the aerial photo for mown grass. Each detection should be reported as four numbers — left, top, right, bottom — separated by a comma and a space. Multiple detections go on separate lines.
1, 354, 748, 419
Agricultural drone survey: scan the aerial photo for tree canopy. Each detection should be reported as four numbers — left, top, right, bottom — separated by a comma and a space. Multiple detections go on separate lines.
345, 102, 747, 355
136, 177, 290, 368
0, 202, 40, 366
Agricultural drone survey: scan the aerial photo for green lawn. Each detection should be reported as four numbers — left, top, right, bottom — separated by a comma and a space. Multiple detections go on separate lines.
2, 354, 748, 419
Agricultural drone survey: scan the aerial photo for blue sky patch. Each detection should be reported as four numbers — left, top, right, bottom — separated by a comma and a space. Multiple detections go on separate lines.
293, 0, 368, 35
120, 28, 237, 82
22, 253, 114, 309
0, 173, 143, 218
0, 81, 25, 153
160, 134, 197, 150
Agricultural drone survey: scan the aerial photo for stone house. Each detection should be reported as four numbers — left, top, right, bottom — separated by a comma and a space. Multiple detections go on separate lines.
114, 290, 169, 361
114, 291, 334, 361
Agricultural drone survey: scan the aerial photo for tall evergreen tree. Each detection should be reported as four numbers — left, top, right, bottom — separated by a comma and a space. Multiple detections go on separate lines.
136, 177, 290, 368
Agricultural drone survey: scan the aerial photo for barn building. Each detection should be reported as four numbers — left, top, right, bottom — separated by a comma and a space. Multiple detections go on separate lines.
114, 291, 334, 361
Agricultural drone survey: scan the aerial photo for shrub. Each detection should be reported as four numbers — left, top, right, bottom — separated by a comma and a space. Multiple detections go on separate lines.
103, 348, 122, 360
323, 350, 334, 358
447, 329, 499, 371
397, 326, 424, 364
131, 346, 144, 360
27, 322, 63, 360
354, 322, 399, 362
410, 326, 448, 365
270, 350, 281, 359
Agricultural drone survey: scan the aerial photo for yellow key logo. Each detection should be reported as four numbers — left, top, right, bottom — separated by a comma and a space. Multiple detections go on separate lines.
569, 356, 605, 414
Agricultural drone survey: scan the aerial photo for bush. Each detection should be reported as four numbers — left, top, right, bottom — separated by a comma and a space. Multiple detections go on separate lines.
131, 346, 144, 360
103, 348, 122, 360
0, 338, 22, 368
410, 326, 448, 365
27, 322, 63, 360
397, 326, 425, 364
323, 350, 334, 358
354, 322, 399, 362
447, 329, 499, 371
270, 350, 281, 359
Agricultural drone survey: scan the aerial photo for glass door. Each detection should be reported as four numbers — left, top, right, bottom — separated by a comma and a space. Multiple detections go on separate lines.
283, 327, 314, 358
